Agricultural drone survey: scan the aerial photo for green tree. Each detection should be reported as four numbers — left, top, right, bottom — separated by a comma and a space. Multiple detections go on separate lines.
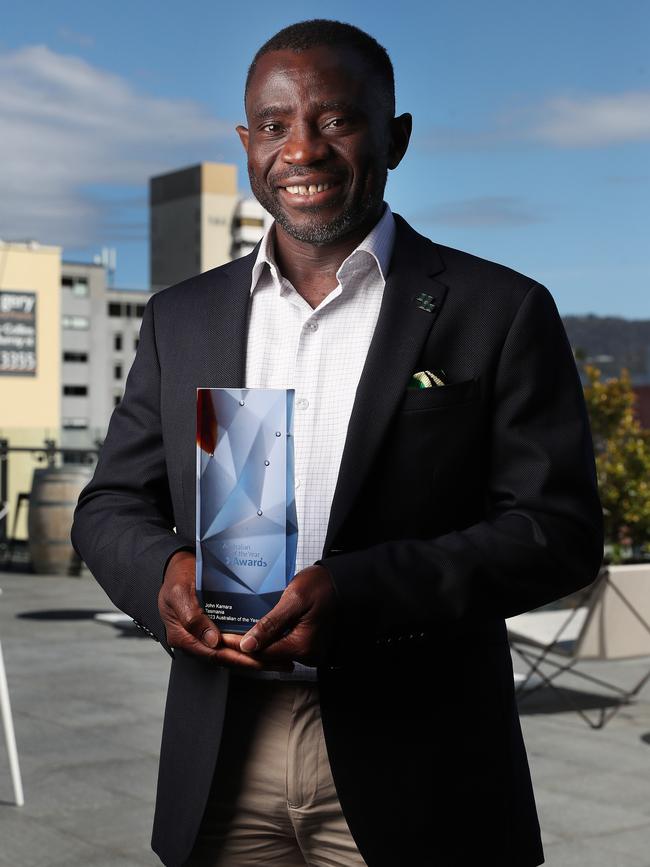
583, 365, 650, 560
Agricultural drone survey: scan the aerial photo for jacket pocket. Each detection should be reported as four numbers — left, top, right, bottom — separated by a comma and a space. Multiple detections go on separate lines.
400, 376, 479, 412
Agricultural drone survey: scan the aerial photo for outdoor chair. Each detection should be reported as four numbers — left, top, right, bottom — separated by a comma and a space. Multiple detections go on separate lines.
507, 563, 650, 728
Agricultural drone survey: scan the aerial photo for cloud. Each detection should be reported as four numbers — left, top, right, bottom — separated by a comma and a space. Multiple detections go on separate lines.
411, 196, 542, 228
416, 90, 650, 152
0, 45, 233, 247
57, 27, 95, 48
530, 91, 650, 146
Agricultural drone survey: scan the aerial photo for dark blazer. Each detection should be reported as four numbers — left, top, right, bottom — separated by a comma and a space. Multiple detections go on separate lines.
71, 214, 603, 867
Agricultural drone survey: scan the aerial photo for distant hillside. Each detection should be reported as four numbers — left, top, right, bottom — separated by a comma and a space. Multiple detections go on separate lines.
562, 315, 650, 381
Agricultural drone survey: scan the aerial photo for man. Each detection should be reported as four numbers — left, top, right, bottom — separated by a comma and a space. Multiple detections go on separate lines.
72, 19, 603, 867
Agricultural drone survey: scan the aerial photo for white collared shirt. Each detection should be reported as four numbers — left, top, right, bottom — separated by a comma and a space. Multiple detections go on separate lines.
241, 204, 395, 680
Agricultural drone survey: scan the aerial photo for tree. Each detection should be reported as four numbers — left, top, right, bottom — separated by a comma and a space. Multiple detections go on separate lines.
583, 365, 650, 560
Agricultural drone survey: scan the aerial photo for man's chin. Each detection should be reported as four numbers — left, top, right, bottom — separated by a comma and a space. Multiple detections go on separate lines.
271, 203, 380, 246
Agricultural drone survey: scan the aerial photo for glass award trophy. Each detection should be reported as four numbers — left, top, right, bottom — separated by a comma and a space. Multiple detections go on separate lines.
196, 387, 298, 632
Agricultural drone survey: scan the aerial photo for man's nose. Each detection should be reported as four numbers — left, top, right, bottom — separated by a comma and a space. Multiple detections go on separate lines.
281, 122, 329, 164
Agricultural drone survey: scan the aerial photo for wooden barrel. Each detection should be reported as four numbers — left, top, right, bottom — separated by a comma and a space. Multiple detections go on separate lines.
28, 466, 93, 575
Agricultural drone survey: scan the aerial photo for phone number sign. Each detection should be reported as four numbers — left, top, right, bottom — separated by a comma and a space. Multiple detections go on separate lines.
0, 291, 37, 376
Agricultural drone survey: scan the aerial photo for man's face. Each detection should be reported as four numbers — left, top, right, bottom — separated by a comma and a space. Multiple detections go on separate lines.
237, 46, 405, 246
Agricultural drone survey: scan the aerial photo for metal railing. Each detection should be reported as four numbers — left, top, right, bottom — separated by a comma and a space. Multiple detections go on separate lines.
0, 437, 101, 544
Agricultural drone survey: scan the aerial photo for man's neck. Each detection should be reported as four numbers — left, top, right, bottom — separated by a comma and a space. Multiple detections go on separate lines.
273, 210, 384, 309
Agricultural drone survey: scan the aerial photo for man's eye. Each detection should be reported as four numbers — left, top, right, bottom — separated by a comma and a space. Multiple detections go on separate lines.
324, 118, 346, 129
261, 123, 282, 133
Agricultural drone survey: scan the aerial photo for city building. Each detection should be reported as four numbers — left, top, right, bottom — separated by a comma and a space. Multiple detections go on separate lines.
0, 239, 61, 538
60, 261, 110, 440
149, 162, 269, 290
231, 196, 271, 258
60, 260, 151, 441
150, 163, 238, 290
105, 286, 151, 414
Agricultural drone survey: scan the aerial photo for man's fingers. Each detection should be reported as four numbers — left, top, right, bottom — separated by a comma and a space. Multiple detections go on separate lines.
239, 588, 304, 653
161, 583, 221, 649
220, 632, 296, 665
212, 645, 294, 672
249, 635, 299, 661
164, 626, 220, 660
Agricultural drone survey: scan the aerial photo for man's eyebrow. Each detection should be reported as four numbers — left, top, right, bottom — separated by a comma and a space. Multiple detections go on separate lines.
253, 104, 292, 120
252, 100, 359, 120
317, 100, 358, 113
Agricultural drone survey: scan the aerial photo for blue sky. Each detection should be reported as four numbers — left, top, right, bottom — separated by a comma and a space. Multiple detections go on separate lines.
1, 0, 648, 317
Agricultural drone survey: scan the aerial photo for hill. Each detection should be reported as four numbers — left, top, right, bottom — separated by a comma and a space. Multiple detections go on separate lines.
562, 315, 650, 381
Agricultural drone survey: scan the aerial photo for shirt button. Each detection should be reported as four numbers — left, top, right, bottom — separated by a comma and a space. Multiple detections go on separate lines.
295, 478, 301, 489
304, 320, 319, 332
297, 398, 309, 410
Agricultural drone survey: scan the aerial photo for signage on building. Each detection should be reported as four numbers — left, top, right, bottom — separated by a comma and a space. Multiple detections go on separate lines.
0, 291, 37, 376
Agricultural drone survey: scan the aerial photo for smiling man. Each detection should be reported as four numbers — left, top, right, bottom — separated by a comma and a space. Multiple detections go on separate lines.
72, 19, 603, 867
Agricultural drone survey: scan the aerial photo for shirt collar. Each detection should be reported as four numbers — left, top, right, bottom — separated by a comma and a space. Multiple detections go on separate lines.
250, 203, 395, 296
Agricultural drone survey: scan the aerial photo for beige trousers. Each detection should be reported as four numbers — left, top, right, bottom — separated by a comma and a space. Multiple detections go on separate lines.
185, 675, 367, 866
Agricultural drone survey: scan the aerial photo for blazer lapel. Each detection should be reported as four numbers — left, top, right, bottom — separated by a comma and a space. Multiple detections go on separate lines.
322, 215, 448, 555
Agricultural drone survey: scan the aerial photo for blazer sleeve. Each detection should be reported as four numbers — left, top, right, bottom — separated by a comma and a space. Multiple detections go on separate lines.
71, 293, 193, 656
317, 283, 604, 635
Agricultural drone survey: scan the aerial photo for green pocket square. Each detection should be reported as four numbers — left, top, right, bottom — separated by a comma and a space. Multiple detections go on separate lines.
408, 370, 446, 389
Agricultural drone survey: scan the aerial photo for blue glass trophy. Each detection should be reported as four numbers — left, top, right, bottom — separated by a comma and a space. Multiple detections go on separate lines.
196, 387, 298, 632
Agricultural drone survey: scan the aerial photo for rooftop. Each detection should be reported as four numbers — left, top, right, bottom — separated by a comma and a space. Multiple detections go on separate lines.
0, 570, 649, 866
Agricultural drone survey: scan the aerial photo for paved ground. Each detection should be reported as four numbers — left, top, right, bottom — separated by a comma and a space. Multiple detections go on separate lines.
0, 570, 649, 867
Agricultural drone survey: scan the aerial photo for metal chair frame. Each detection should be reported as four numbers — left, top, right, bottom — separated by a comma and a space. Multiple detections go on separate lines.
509, 567, 650, 729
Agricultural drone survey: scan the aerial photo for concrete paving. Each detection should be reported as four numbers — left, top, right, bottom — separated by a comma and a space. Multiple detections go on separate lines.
1, 569, 649, 866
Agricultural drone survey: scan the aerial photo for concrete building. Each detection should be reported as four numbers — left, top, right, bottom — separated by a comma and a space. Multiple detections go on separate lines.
150, 162, 269, 290
231, 197, 271, 258
60, 261, 109, 440
106, 287, 151, 413
0, 240, 61, 427
0, 240, 61, 538
60, 262, 151, 444
150, 163, 239, 290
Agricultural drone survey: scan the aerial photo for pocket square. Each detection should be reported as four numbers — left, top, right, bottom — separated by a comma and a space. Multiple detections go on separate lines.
408, 369, 446, 389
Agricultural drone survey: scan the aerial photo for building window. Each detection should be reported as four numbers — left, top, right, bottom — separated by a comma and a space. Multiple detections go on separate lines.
62, 315, 89, 330
134, 337, 139, 351
114, 364, 122, 380
114, 394, 121, 406
108, 302, 121, 317
124, 303, 132, 317
62, 276, 89, 296
63, 385, 88, 396
114, 333, 123, 351
136, 304, 146, 318
63, 351, 88, 363
62, 418, 88, 430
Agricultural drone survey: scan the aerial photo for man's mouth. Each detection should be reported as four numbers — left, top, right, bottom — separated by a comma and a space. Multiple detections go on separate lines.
283, 182, 333, 196
276, 178, 345, 207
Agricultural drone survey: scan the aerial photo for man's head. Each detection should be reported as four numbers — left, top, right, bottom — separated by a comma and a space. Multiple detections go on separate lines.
237, 20, 411, 247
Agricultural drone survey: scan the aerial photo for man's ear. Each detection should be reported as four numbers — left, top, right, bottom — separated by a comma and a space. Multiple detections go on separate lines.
387, 112, 412, 170
236, 125, 249, 153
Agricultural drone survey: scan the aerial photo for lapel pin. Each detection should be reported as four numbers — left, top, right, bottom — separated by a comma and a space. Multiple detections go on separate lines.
414, 292, 437, 313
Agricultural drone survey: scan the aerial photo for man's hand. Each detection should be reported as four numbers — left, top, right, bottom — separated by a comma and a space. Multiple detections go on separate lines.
158, 550, 293, 671
232, 565, 339, 667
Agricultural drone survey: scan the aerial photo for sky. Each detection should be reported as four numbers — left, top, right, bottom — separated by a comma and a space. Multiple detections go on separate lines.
0, 0, 648, 317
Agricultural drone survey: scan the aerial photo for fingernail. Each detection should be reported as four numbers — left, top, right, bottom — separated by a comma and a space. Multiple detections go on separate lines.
240, 635, 258, 653
204, 629, 219, 648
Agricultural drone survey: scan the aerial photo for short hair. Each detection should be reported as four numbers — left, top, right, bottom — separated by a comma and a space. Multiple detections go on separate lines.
245, 19, 395, 115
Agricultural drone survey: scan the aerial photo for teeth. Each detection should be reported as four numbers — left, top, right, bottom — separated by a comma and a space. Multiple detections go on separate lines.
284, 183, 332, 196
